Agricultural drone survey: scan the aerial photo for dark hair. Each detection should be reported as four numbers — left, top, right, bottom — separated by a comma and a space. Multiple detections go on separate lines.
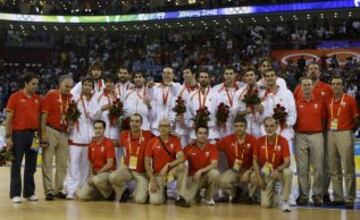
133, 72, 145, 78
82, 76, 94, 86
104, 75, 117, 83
244, 65, 257, 74
88, 61, 103, 74
264, 69, 276, 77
195, 126, 209, 134
197, 69, 210, 79
23, 72, 39, 84
330, 75, 344, 85
223, 65, 234, 72
183, 66, 194, 74
118, 66, 129, 72
234, 114, 247, 126
93, 120, 106, 129
131, 113, 143, 124
259, 58, 272, 67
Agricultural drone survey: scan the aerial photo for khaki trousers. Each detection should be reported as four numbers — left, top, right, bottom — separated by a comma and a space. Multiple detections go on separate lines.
77, 172, 113, 201
295, 132, 324, 199
254, 168, 293, 208
109, 166, 149, 204
328, 130, 356, 202
149, 164, 188, 205
185, 169, 220, 202
219, 169, 256, 197
42, 126, 69, 195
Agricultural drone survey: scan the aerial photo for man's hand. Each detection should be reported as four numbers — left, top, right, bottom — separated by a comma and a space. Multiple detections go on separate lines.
175, 114, 185, 125
193, 169, 203, 181
6, 137, 13, 150
269, 169, 280, 180
101, 104, 112, 111
149, 177, 159, 193
159, 163, 170, 176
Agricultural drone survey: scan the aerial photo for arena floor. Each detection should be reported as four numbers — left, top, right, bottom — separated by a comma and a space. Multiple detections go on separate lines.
0, 168, 359, 220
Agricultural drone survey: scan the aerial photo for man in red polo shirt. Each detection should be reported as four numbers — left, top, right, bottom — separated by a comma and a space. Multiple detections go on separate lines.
77, 120, 116, 201
293, 63, 333, 204
40, 75, 73, 201
253, 117, 292, 212
184, 126, 220, 205
294, 77, 327, 206
144, 119, 189, 207
5, 72, 41, 203
327, 76, 359, 209
217, 115, 257, 203
109, 113, 154, 204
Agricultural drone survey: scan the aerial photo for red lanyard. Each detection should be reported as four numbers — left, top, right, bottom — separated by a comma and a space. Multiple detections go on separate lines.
162, 86, 170, 105
225, 87, 235, 107
80, 95, 89, 118
128, 131, 143, 156
136, 87, 146, 100
198, 87, 210, 108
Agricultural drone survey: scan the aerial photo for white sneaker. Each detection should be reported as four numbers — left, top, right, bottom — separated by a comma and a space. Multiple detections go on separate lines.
12, 196, 21, 203
202, 198, 215, 206
26, 195, 38, 201
281, 201, 291, 212
66, 194, 74, 200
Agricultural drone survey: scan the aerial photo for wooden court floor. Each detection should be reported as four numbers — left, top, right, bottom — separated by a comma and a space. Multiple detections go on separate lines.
0, 167, 359, 220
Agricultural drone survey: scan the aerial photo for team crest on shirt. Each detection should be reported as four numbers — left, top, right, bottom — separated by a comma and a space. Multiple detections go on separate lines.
246, 144, 251, 149
170, 144, 174, 149
205, 152, 210, 157
275, 145, 281, 151
341, 102, 346, 107
100, 147, 105, 152
91, 148, 95, 152
20, 99, 25, 102
314, 104, 318, 109
321, 91, 325, 96
34, 99, 38, 103
261, 145, 266, 149
299, 104, 304, 109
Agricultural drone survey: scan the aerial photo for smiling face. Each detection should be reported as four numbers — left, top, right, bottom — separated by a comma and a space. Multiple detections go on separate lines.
196, 127, 209, 144
24, 78, 39, 94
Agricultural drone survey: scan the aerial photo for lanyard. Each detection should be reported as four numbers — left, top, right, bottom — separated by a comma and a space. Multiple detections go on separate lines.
128, 131, 143, 156
136, 87, 146, 100
234, 136, 246, 160
331, 94, 345, 120
265, 135, 278, 164
80, 94, 89, 118
225, 87, 235, 107
162, 86, 170, 105
58, 91, 69, 115
198, 87, 210, 108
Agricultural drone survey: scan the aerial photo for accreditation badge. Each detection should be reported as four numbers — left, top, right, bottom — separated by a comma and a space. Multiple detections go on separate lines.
261, 162, 273, 177
31, 132, 40, 151
330, 119, 338, 131
129, 156, 138, 170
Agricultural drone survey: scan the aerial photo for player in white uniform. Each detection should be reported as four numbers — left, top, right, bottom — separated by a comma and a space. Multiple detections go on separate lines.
71, 61, 105, 97
64, 77, 94, 199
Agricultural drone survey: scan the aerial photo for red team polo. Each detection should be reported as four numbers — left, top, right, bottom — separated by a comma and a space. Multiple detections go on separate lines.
119, 130, 154, 173
327, 94, 359, 131
184, 143, 218, 176
295, 97, 327, 133
216, 134, 257, 169
294, 81, 333, 105
253, 135, 290, 169
41, 89, 72, 132
5, 90, 41, 131
88, 137, 116, 173
145, 135, 182, 174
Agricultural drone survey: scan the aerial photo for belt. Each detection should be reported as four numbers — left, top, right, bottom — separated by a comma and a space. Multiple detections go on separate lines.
69, 140, 89, 147
13, 129, 38, 133
47, 124, 67, 134
296, 131, 322, 135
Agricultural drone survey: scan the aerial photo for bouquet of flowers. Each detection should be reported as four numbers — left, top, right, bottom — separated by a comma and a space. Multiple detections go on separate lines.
216, 102, 230, 126
192, 107, 210, 128
242, 85, 261, 112
172, 96, 187, 116
109, 98, 124, 125
65, 100, 81, 129
0, 148, 14, 166
273, 104, 288, 130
